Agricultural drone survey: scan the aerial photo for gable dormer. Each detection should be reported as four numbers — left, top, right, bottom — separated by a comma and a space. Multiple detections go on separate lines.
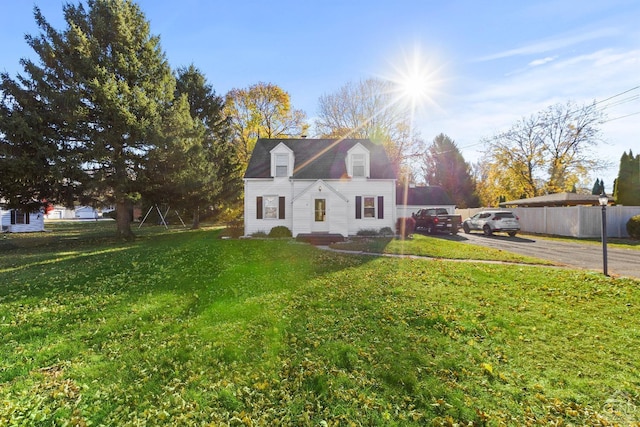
346, 143, 370, 178
270, 142, 294, 178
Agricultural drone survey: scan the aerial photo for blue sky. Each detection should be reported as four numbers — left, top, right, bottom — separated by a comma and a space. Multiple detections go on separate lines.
1, 0, 638, 190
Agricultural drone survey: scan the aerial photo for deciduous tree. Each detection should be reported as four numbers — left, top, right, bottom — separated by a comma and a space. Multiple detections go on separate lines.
314, 78, 424, 175
224, 82, 307, 171
479, 101, 605, 203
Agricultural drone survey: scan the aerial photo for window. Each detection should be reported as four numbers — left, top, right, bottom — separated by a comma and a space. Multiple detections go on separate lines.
264, 196, 278, 219
352, 154, 365, 177
257, 196, 285, 220
275, 153, 289, 177
314, 199, 326, 222
10, 210, 30, 225
355, 196, 384, 219
363, 197, 376, 218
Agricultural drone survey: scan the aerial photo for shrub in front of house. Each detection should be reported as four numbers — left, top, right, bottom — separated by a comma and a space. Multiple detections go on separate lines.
627, 215, 640, 239
251, 231, 268, 238
356, 229, 379, 237
268, 226, 292, 238
396, 217, 415, 238
379, 227, 394, 237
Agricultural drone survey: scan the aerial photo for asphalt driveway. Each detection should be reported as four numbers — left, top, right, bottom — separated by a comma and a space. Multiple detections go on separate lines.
443, 231, 640, 280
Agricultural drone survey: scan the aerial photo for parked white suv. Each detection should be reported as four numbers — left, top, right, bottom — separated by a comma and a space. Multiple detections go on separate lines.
462, 210, 520, 237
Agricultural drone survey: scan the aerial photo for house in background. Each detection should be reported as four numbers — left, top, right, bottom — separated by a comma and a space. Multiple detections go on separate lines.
0, 208, 45, 233
244, 138, 397, 239
396, 184, 456, 218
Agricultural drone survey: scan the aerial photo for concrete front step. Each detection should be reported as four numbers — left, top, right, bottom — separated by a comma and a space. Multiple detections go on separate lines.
296, 233, 345, 246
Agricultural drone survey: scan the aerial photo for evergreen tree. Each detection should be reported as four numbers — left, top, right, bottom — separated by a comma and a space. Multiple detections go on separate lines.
169, 65, 241, 228
422, 133, 479, 208
592, 178, 602, 195
1, 1, 176, 238
614, 150, 640, 205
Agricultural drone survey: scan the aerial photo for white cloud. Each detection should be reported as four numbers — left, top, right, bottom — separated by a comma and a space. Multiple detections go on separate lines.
414, 45, 640, 188
475, 27, 620, 62
529, 56, 558, 67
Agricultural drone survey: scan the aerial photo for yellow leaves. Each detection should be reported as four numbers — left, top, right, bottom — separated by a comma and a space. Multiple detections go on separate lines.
481, 362, 494, 377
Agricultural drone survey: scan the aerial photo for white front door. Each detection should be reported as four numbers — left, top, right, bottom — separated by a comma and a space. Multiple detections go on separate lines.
312, 198, 329, 232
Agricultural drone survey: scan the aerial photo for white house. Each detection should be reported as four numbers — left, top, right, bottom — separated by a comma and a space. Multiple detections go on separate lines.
1, 208, 46, 233
244, 138, 398, 238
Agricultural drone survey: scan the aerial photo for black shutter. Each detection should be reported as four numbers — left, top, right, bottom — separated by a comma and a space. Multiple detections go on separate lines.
378, 196, 384, 219
10, 210, 15, 225
256, 197, 263, 219
355, 196, 362, 219
25, 211, 30, 224
279, 196, 285, 219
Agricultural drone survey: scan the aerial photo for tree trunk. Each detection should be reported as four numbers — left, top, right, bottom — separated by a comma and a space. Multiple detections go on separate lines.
115, 199, 135, 239
191, 208, 200, 230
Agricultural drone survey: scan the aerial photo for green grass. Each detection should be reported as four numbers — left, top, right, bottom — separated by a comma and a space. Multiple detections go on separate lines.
330, 234, 555, 265
527, 233, 640, 251
1, 222, 639, 425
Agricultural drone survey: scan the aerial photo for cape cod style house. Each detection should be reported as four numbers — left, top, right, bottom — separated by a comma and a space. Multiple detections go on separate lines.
243, 138, 398, 238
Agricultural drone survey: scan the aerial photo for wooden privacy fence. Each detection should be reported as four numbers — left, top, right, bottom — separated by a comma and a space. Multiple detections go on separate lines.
456, 206, 640, 238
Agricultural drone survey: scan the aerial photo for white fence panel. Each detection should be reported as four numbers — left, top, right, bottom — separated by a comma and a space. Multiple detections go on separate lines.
456, 206, 640, 238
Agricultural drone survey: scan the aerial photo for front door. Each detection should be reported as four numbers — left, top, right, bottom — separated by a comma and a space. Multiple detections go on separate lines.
312, 198, 328, 232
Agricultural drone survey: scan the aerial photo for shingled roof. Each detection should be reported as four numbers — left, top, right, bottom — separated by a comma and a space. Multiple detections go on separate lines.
396, 185, 454, 206
244, 138, 397, 180
500, 192, 603, 207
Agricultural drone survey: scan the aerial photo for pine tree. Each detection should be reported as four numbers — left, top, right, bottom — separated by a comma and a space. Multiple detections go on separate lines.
1, 1, 176, 238
422, 133, 479, 208
614, 150, 640, 205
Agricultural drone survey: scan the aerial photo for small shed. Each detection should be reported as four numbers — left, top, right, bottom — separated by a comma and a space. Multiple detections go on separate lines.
1, 208, 46, 233
396, 185, 456, 218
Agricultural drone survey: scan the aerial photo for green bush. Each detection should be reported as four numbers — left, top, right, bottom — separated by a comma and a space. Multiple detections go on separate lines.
356, 228, 379, 237
251, 231, 268, 238
268, 226, 292, 238
627, 215, 640, 239
379, 227, 394, 237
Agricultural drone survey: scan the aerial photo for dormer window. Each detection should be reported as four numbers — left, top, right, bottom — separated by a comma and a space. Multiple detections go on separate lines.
352, 154, 365, 177
347, 143, 370, 178
270, 142, 294, 178
275, 154, 289, 177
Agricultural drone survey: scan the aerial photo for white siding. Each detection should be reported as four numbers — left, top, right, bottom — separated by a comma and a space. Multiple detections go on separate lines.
244, 179, 293, 236
245, 178, 397, 237
328, 179, 396, 236
1, 210, 45, 233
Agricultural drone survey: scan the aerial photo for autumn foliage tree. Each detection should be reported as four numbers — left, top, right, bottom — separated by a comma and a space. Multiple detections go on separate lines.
224, 82, 308, 171
478, 101, 605, 204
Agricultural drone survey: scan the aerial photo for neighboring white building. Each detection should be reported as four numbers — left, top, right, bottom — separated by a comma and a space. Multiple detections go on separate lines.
244, 138, 398, 238
396, 185, 456, 218
1, 208, 45, 233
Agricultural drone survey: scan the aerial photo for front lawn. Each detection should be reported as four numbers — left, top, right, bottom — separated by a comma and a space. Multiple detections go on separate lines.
330, 233, 555, 265
1, 222, 638, 425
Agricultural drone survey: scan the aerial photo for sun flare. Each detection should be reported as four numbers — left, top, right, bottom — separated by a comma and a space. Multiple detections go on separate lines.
384, 45, 445, 112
